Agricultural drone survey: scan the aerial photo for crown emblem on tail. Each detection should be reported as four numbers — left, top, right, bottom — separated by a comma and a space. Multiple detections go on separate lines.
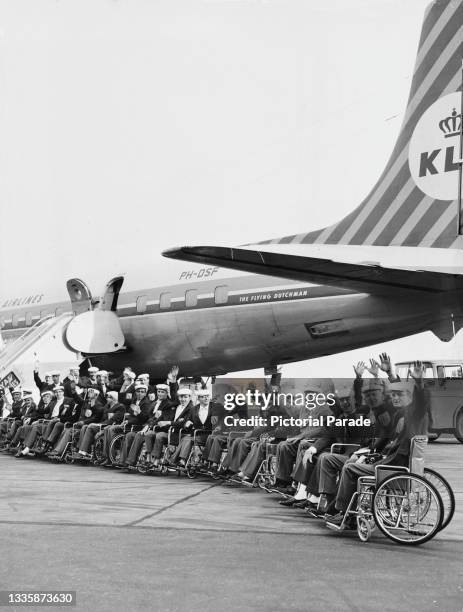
439, 108, 462, 138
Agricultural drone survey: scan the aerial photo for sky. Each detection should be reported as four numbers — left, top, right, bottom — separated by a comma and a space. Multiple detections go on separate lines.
2, 0, 463, 377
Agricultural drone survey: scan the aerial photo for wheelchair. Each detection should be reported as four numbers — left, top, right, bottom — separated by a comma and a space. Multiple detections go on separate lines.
174, 428, 212, 479
134, 427, 177, 475
327, 436, 454, 545
22, 418, 52, 457
70, 424, 106, 465
48, 424, 83, 464
0, 417, 18, 451
108, 423, 136, 466
199, 430, 247, 479
255, 435, 280, 491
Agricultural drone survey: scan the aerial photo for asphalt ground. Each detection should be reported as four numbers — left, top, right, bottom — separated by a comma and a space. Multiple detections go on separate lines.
0, 438, 461, 612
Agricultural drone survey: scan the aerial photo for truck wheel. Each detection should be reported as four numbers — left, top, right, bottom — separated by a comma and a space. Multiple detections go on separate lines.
454, 410, 463, 444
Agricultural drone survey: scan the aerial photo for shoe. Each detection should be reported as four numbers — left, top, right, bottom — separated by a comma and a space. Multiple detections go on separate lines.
293, 499, 309, 509
15, 451, 24, 458
325, 512, 345, 528
279, 497, 297, 507
100, 460, 112, 467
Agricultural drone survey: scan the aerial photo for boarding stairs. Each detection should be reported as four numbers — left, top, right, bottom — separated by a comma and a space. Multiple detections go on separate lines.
0, 313, 80, 399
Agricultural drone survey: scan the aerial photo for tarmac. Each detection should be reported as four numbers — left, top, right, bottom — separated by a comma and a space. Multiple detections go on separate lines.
0, 438, 461, 612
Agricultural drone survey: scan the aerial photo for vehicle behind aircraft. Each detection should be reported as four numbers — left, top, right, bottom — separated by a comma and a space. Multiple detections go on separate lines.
396, 359, 463, 443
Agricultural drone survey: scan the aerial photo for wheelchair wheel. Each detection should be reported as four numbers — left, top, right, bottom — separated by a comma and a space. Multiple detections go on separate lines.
373, 473, 443, 545
137, 448, 150, 474
93, 436, 105, 464
423, 468, 455, 530
356, 516, 372, 542
109, 434, 124, 465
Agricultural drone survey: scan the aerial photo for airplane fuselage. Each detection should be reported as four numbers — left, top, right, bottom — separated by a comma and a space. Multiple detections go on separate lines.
0, 256, 445, 378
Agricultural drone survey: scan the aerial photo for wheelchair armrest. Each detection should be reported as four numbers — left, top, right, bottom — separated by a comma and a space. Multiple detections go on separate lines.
193, 429, 212, 443
374, 464, 409, 485
228, 431, 247, 442
330, 443, 361, 455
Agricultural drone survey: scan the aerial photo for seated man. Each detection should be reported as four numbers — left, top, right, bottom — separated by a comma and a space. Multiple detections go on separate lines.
141, 386, 192, 468
273, 381, 334, 495
170, 388, 224, 467
100, 383, 153, 467
13, 389, 56, 455
4, 388, 26, 446
288, 375, 375, 509
311, 373, 396, 515
119, 381, 177, 470
9, 390, 37, 450
326, 361, 429, 528
47, 387, 103, 457
77, 391, 126, 459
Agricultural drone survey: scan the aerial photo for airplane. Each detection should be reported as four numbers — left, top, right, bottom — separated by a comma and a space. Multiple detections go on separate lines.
1, 0, 462, 396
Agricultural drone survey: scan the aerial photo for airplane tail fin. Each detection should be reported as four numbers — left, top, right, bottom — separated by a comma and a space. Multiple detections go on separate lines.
262, 0, 463, 249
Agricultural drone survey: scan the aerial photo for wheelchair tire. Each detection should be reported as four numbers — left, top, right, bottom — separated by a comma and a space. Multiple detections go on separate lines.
423, 467, 455, 530
93, 436, 105, 464
109, 434, 125, 465
372, 473, 443, 545
356, 516, 372, 542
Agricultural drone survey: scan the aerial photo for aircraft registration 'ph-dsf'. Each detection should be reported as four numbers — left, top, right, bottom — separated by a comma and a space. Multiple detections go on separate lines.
1, 0, 463, 391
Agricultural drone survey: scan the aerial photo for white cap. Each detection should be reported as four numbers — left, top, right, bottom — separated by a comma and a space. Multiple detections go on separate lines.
87, 388, 100, 396
23, 389, 33, 397
97, 370, 108, 377
41, 390, 53, 397
106, 391, 118, 402
138, 373, 149, 380
12, 387, 22, 395
177, 387, 192, 396
126, 371, 136, 380
44, 371, 52, 378
156, 383, 169, 391
386, 381, 415, 394
50, 370, 61, 376
88, 367, 99, 374
197, 388, 211, 396
53, 385, 64, 391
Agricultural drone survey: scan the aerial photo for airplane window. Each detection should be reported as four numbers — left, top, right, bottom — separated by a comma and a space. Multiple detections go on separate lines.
136, 296, 147, 314
185, 290, 198, 308
214, 285, 229, 305
25, 312, 33, 326
11, 314, 19, 328
159, 292, 172, 310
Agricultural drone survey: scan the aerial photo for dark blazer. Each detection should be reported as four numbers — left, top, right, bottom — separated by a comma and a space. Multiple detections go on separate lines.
157, 400, 192, 432
125, 397, 153, 430
33, 372, 55, 393
119, 382, 136, 406
147, 397, 177, 427
11, 400, 25, 420
21, 402, 38, 423
57, 398, 79, 424
185, 401, 225, 432
101, 402, 126, 426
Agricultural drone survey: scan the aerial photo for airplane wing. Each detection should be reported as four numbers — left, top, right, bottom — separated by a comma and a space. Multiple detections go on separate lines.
162, 245, 463, 295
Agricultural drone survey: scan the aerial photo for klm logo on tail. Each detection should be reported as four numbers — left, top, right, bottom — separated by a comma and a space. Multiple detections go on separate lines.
410, 93, 462, 200
262, 0, 463, 249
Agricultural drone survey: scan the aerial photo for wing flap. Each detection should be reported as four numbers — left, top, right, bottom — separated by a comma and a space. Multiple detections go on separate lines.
163, 245, 463, 295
